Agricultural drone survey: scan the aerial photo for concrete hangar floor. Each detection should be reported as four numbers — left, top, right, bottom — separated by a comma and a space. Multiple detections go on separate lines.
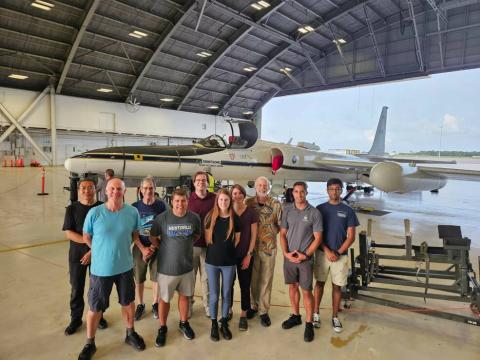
0, 165, 479, 360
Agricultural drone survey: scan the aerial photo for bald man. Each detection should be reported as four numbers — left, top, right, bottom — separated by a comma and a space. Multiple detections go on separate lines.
78, 178, 152, 360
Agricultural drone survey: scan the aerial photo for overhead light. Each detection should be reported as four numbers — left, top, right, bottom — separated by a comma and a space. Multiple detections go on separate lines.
31, 0, 54, 11
280, 67, 292, 73
196, 51, 212, 58
132, 30, 148, 37
97, 88, 113, 93
243, 111, 254, 115
298, 25, 314, 34
243, 66, 257, 72
333, 38, 346, 45
129, 30, 148, 38
160, 97, 174, 102
208, 104, 219, 109
251, 1, 270, 10
8, 74, 29, 80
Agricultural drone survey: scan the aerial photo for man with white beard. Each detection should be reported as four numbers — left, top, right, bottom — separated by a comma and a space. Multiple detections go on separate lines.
245, 176, 282, 327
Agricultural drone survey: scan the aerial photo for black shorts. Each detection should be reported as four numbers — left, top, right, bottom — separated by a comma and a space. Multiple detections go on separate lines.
283, 259, 313, 291
88, 269, 135, 312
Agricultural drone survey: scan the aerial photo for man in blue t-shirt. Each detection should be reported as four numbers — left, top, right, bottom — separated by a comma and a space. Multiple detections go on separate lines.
78, 178, 153, 360
314, 178, 359, 334
131, 176, 167, 321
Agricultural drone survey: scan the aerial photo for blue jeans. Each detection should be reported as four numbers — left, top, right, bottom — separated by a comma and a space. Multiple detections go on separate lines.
205, 263, 236, 320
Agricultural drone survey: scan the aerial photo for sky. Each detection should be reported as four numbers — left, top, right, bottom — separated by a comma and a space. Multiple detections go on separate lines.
262, 68, 480, 153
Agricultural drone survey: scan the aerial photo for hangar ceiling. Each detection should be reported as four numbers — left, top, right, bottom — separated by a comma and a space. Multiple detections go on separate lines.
1, 0, 480, 119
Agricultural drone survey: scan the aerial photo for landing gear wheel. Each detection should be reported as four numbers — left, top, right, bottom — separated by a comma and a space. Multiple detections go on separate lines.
470, 303, 480, 316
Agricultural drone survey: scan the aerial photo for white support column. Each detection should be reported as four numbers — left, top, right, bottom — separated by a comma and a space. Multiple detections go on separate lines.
0, 104, 52, 164
50, 85, 57, 166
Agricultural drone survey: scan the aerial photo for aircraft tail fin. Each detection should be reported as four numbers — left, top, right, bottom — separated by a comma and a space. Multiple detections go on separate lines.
368, 106, 388, 156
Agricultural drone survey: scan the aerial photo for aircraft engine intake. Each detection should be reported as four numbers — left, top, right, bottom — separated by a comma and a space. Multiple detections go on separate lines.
369, 161, 447, 193
271, 148, 284, 173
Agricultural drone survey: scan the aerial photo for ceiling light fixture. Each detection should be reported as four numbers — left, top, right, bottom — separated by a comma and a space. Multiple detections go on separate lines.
298, 25, 314, 34
243, 66, 257, 72
208, 104, 219, 109
8, 74, 29, 80
251, 1, 270, 10
333, 38, 346, 45
243, 111, 254, 115
97, 88, 113, 93
132, 30, 148, 37
196, 51, 212, 58
160, 97, 174, 102
31, 0, 54, 11
280, 67, 292, 73
129, 30, 148, 39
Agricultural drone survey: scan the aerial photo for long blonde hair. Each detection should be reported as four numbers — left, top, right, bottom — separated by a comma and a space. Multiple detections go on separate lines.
205, 188, 234, 245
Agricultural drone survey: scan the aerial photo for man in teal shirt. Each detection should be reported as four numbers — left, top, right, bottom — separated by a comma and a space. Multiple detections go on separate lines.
78, 178, 153, 360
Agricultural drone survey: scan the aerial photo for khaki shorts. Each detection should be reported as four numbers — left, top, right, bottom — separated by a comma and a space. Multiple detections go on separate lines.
132, 245, 158, 283
313, 250, 349, 286
157, 270, 195, 303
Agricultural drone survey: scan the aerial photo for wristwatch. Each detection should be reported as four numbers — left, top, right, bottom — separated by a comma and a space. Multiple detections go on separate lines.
333, 250, 341, 257
247, 250, 254, 256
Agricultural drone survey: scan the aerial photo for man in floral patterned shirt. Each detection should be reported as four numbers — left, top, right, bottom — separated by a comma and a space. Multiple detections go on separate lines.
246, 176, 282, 327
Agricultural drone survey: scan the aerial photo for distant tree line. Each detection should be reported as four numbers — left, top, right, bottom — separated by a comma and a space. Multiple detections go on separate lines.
399, 151, 480, 157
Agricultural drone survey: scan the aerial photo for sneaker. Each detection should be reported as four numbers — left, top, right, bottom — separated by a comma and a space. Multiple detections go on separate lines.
78, 343, 96, 360
312, 313, 321, 328
304, 322, 314, 342
152, 303, 159, 319
282, 314, 302, 329
219, 319, 232, 340
65, 319, 82, 336
259, 313, 271, 327
134, 304, 145, 321
246, 308, 257, 319
125, 331, 146, 351
210, 320, 219, 342
179, 321, 195, 340
98, 317, 108, 330
239, 316, 248, 331
155, 326, 167, 347
332, 317, 343, 333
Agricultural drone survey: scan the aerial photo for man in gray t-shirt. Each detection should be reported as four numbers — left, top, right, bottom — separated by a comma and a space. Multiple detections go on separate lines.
149, 189, 201, 347
279, 182, 322, 343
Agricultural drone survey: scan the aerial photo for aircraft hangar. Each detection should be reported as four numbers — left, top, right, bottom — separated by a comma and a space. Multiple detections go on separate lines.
0, 1, 479, 359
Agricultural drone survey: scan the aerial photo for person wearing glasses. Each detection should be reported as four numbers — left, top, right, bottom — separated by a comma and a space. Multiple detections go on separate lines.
131, 176, 167, 321
62, 178, 107, 336
187, 171, 216, 318
313, 178, 359, 333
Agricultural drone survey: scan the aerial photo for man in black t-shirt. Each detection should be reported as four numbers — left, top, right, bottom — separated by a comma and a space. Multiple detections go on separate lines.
62, 178, 106, 335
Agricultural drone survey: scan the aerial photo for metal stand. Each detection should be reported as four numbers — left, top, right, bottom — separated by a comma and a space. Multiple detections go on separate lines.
345, 219, 480, 326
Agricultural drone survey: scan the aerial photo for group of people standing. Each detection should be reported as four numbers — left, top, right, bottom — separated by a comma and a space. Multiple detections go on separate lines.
63, 170, 358, 360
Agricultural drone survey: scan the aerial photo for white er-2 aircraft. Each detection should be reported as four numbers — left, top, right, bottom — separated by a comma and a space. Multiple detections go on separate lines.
64, 108, 480, 194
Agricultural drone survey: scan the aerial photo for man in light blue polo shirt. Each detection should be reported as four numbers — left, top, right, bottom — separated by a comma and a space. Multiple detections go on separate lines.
78, 178, 153, 360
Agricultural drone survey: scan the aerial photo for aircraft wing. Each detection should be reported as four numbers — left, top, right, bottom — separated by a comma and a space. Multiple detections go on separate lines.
313, 158, 376, 171
418, 165, 480, 181
364, 155, 457, 164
